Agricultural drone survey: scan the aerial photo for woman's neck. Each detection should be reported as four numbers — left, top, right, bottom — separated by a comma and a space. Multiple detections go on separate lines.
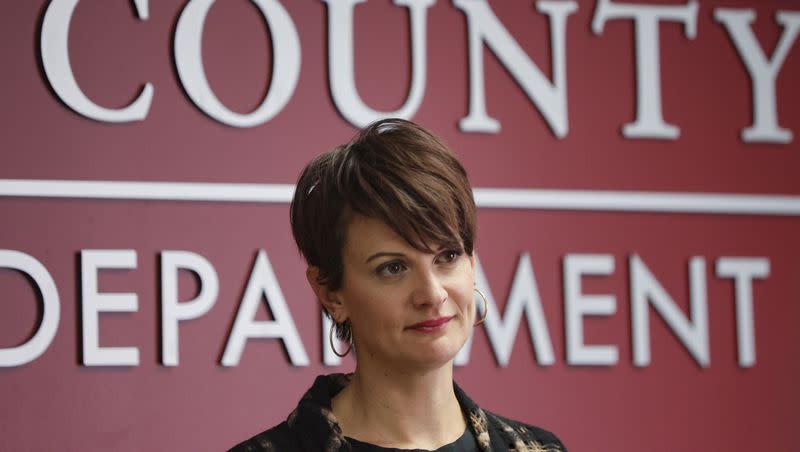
331, 361, 466, 450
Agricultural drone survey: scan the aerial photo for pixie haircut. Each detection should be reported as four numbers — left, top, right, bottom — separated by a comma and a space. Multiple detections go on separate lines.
290, 118, 477, 341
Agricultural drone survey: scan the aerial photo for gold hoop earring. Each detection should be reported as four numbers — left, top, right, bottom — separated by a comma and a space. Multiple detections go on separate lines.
474, 287, 488, 326
329, 322, 352, 357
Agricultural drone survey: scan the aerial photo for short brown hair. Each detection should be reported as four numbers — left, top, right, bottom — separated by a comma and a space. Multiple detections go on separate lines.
290, 118, 476, 341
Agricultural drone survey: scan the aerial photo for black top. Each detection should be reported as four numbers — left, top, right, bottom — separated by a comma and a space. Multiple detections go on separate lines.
347, 427, 478, 452
229, 373, 567, 452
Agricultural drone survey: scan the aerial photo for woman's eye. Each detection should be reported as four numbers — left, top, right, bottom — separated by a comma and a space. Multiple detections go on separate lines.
438, 249, 461, 264
378, 262, 406, 276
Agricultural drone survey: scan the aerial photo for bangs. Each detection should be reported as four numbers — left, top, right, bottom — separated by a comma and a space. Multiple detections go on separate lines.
336, 123, 475, 255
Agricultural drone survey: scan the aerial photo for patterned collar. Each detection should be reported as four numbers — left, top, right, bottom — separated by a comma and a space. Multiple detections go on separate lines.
284, 373, 494, 452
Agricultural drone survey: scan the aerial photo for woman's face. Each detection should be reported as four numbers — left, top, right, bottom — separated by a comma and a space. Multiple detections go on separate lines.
331, 214, 476, 372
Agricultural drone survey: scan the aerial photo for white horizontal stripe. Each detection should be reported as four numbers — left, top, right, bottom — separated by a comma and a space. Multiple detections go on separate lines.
473, 187, 800, 215
0, 179, 799, 216
0, 179, 295, 203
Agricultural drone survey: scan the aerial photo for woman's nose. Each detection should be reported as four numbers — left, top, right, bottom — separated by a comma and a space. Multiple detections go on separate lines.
411, 271, 448, 308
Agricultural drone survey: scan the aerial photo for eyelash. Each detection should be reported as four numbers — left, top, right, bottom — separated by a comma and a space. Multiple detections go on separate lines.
375, 249, 463, 277
377, 261, 407, 277
437, 249, 462, 264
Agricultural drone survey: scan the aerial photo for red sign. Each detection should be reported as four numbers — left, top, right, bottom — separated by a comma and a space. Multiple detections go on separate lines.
1, 1, 798, 450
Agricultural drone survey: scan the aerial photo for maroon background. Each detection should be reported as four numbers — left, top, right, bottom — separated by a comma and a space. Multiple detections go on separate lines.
1, 1, 799, 451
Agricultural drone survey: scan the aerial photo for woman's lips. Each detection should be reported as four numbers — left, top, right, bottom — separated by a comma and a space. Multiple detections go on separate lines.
406, 316, 455, 332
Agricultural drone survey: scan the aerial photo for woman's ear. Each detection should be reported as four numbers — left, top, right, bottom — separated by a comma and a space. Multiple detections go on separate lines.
306, 266, 347, 322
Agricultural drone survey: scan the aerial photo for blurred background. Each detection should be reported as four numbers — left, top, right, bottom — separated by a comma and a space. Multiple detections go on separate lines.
1, 0, 798, 450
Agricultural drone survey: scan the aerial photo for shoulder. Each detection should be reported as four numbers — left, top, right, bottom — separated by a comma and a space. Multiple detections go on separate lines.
483, 410, 568, 452
227, 373, 351, 452
227, 421, 294, 452
453, 382, 567, 452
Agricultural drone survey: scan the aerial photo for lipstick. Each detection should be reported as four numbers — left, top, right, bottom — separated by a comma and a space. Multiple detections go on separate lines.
406, 316, 454, 332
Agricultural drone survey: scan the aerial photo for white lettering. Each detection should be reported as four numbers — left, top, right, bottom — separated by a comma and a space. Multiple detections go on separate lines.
40, 0, 154, 122
630, 255, 709, 367
456, 254, 555, 366
160, 251, 219, 366
453, 0, 577, 136
564, 254, 617, 366
221, 250, 309, 366
592, 0, 698, 139
81, 250, 140, 366
325, 0, 435, 127
715, 257, 770, 367
174, 0, 301, 127
715, 8, 800, 143
0, 251, 60, 367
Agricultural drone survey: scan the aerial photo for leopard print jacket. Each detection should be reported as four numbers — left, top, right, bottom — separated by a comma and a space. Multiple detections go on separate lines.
229, 373, 567, 452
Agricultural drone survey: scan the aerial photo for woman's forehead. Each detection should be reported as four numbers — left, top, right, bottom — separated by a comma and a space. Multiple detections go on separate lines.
343, 215, 408, 260
342, 214, 454, 263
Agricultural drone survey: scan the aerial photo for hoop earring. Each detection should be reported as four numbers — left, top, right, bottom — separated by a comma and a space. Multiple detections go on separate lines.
329, 322, 352, 358
474, 287, 488, 326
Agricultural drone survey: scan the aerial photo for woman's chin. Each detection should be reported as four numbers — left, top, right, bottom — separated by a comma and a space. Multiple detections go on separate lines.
401, 336, 467, 370
360, 328, 470, 371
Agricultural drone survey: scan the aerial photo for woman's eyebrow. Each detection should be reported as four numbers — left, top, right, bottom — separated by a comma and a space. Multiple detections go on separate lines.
365, 252, 405, 264
432, 242, 463, 252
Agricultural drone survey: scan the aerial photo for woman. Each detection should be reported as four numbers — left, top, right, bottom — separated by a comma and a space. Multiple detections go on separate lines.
231, 119, 566, 452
